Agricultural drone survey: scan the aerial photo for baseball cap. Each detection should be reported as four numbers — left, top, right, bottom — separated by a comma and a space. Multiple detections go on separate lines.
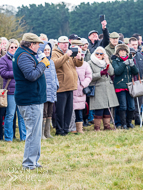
69, 34, 80, 40
58, 36, 69, 43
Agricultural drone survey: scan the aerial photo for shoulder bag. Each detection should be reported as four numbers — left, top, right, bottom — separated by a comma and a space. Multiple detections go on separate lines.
126, 73, 143, 98
0, 79, 11, 107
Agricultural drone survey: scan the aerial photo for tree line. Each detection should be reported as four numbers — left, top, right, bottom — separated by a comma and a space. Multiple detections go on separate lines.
1, 0, 143, 40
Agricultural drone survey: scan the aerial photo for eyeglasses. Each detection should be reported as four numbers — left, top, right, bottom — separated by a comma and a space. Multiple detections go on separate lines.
10, 46, 18, 49
95, 52, 103, 55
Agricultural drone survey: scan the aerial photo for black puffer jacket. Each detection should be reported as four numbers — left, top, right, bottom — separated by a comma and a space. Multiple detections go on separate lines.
88, 28, 109, 54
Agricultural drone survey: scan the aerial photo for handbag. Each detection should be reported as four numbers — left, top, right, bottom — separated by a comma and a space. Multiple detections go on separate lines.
87, 86, 95, 97
0, 79, 11, 107
126, 73, 143, 98
78, 75, 91, 95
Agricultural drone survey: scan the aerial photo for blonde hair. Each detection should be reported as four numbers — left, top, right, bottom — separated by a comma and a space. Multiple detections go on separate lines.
6, 39, 19, 51
39, 33, 48, 41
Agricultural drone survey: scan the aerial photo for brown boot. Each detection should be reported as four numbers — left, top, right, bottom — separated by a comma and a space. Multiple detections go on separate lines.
103, 115, 114, 130
94, 116, 102, 131
76, 122, 84, 134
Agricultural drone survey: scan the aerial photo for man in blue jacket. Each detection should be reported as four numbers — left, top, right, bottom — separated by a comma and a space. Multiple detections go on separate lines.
13, 33, 50, 170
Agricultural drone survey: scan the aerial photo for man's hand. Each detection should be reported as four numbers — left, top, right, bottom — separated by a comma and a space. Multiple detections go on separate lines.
66, 50, 73, 57
101, 20, 107, 30
76, 52, 82, 60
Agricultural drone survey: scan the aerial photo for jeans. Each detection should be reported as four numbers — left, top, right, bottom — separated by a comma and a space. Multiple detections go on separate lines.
116, 91, 135, 111
56, 91, 73, 134
18, 104, 43, 169
4, 95, 26, 141
75, 110, 83, 122
88, 110, 95, 122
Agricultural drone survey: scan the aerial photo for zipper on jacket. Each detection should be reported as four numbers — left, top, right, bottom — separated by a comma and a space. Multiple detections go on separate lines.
127, 66, 129, 82
116, 78, 124, 84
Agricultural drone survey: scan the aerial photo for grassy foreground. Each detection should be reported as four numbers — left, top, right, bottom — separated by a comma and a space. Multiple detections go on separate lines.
0, 124, 143, 190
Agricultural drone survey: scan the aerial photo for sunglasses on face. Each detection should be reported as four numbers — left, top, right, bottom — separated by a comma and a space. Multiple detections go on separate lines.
10, 46, 18, 49
95, 52, 103, 55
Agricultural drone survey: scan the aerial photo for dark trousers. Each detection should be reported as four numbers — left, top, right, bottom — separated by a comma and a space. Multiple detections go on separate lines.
94, 108, 110, 117
56, 91, 73, 134
0, 107, 6, 140
114, 106, 121, 127
116, 91, 135, 111
75, 110, 83, 122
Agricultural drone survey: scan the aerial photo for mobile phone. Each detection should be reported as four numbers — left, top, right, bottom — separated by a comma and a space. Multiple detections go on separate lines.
106, 64, 109, 70
99, 14, 105, 23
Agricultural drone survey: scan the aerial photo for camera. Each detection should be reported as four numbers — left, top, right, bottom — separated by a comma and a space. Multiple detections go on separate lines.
70, 47, 78, 57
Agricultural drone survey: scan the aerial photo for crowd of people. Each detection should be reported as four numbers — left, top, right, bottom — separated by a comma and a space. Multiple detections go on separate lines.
0, 19, 143, 169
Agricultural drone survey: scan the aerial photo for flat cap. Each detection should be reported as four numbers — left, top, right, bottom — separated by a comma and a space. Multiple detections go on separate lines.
81, 38, 89, 45
22, 33, 44, 44
58, 36, 69, 43
109, 32, 119, 39
88, 30, 98, 37
124, 38, 129, 45
71, 40, 84, 46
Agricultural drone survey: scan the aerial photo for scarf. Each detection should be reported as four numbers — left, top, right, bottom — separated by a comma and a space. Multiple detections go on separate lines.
91, 53, 106, 68
120, 55, 128, 61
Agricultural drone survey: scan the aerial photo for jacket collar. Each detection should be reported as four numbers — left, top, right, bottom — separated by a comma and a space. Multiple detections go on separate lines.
109, 42, 115, 49
20, 46, 37, 55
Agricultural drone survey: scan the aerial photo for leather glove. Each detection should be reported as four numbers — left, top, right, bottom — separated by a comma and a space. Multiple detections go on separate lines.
124, 60, 129, 65
100, 69, 108, 77
129, 59, 134, 67
40, 57, 50, 67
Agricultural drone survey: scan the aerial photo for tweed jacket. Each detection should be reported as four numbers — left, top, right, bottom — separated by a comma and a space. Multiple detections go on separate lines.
105, 43, 115, 63
51, 47, 83, 93
88, 56, 119, 110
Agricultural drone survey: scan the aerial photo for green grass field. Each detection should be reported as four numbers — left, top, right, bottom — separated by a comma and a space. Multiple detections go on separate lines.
0, 124, 143, 190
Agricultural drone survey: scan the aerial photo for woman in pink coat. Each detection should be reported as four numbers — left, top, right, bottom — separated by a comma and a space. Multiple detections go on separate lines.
73, 47, 92, 133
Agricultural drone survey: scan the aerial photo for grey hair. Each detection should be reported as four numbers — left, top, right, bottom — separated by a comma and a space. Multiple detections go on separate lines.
1, 37, 8, 43
6, 39, 19, 51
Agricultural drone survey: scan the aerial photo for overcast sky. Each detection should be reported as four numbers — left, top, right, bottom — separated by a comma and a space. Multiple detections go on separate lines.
0, 0, 111, 8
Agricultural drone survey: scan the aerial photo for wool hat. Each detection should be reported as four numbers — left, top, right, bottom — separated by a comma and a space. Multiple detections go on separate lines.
71, 40, 84, 46
110, 32, 119, 39
69, 34, 80, 40
88, 30, 98, 37
58, 36, 69, 43
115, 44, 130, 56
22, 33, 44, 44
81, 38, 89, 45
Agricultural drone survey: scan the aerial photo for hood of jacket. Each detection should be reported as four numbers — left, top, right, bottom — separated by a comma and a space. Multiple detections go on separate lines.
38, 41, 52, 59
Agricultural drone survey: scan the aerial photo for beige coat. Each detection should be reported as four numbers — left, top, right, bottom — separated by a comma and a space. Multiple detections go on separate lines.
88, 57, 119, 110
51, 47, 83, 92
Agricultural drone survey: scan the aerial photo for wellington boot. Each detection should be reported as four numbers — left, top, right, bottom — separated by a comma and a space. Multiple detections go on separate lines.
44, 118, 53, 138
41, 121, 46, 140
103, 115, 114, 130
76, 122, 84, 134
94, 116, 102, 131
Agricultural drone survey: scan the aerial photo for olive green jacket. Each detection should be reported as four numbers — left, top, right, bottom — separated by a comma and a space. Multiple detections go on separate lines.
105, 43, 115, 63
